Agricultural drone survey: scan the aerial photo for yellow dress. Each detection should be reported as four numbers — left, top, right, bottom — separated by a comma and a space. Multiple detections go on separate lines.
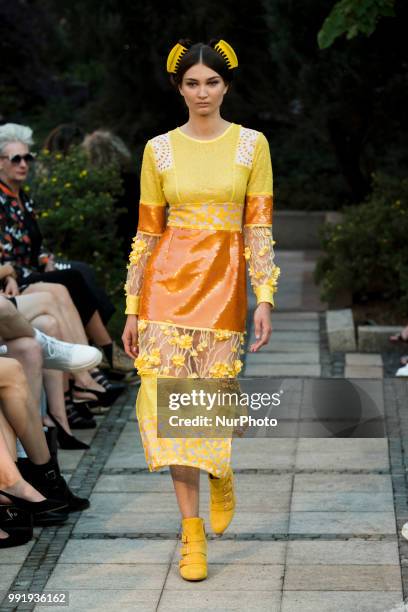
125, 122, 280, 477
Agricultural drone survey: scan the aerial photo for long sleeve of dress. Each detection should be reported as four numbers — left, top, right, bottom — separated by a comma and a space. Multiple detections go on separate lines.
124, 141, 167, 315
243, 133, 280, 307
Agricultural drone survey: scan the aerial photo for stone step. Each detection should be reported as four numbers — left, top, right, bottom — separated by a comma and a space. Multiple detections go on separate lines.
250, 330, 320, 341
358, 325, 401, 352
244, 364, 321, 377
245, 342, 319, 353
344, 365, 383, 379
245, 352, 320, 364
345, 353, 383, 366
271, 320, 320, 331
326, 309, 356, 352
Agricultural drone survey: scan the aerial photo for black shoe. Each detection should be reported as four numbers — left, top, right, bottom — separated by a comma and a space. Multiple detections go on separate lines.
0, 490, 68, 527
48, 414, 90, 450
91, 369, 126, 393
72, 401, 97, 422
17, 458, 90, 513
73, 383, 123, 408
0, 505, 33, 547
65, 388, 96, 429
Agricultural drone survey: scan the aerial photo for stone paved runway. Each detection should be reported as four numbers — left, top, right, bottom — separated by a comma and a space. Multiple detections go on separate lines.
1, 250, 407, 612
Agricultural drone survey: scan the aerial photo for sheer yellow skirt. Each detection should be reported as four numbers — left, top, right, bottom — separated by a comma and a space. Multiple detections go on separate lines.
134, 319, 246, 478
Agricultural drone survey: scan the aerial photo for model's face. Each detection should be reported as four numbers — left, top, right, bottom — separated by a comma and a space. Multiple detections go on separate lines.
178, 63, 229, 116
0, 142, 30, 185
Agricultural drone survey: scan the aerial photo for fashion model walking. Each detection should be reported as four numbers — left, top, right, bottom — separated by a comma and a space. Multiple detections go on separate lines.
122, 38, 280, 581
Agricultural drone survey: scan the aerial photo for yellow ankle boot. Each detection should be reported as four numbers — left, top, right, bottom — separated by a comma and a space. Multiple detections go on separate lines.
179, 517, 207, 581
209, 467, 236, 534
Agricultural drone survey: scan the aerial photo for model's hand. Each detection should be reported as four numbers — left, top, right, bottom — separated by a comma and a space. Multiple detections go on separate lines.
249, 302, 272, 352
122, 314, 139, 359
4, 277, 20, 297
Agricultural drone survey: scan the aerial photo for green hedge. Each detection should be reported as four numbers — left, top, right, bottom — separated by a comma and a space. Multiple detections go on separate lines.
315, 173, 408, 312
28, 146, 126, 297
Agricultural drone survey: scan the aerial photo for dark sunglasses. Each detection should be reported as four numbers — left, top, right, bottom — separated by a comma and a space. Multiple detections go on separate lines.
0, 153, 36, 164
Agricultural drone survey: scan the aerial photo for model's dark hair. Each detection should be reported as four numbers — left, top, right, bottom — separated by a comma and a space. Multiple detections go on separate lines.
169, 39, 235, 88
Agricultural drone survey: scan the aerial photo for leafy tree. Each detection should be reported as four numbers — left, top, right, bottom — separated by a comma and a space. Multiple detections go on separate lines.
318, 0, 395, 49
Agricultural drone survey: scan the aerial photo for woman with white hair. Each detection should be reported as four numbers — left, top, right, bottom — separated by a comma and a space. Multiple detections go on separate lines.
0, 123, 130, 400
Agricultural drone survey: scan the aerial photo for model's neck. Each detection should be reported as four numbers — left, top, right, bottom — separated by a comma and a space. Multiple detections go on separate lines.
184, 113, 230, 139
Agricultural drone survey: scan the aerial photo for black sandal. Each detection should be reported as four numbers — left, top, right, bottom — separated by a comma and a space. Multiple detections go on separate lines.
0, 490, 68, 527
0, 505, 33, 548
72, 384, 123, 407
65, 387, 96, 429
91, 369, 126, 393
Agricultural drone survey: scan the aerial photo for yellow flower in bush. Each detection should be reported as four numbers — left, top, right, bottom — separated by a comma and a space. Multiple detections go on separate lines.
171, 354, 185, 367
164, 329, 172, 336
190, 349, 198, 357
244, 247, 251, 260
178, 334, 193, 349
148, 336, 157, 344
79, 169, 88, 178
64, 182, 72, 189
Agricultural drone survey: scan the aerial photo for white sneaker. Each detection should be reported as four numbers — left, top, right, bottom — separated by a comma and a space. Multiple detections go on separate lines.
402, 522, 408, 540
396, 364, 408, 377
34, 329, 102, 372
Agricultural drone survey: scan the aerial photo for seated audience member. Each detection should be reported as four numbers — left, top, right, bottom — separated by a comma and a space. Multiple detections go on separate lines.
0, 268, 125, 437
0, 346, 89, 513
389, 325, 408, 376
0, 416, 66, 548
0, 122, 133, 373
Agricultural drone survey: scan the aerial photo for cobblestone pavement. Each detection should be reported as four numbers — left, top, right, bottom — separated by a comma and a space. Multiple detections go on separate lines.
1, 250, 407, 612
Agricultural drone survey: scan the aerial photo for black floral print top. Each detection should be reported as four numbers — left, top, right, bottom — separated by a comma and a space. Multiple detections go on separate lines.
0, 179, 44, 282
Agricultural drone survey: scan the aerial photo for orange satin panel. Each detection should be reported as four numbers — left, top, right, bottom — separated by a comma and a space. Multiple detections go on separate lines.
138, 202, 167, 234
139, 227, 247, 332
244, 195, 273, 226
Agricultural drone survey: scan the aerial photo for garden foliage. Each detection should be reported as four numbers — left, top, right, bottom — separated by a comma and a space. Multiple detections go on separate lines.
315, 174, 408, 312
28, 146, 125, 295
